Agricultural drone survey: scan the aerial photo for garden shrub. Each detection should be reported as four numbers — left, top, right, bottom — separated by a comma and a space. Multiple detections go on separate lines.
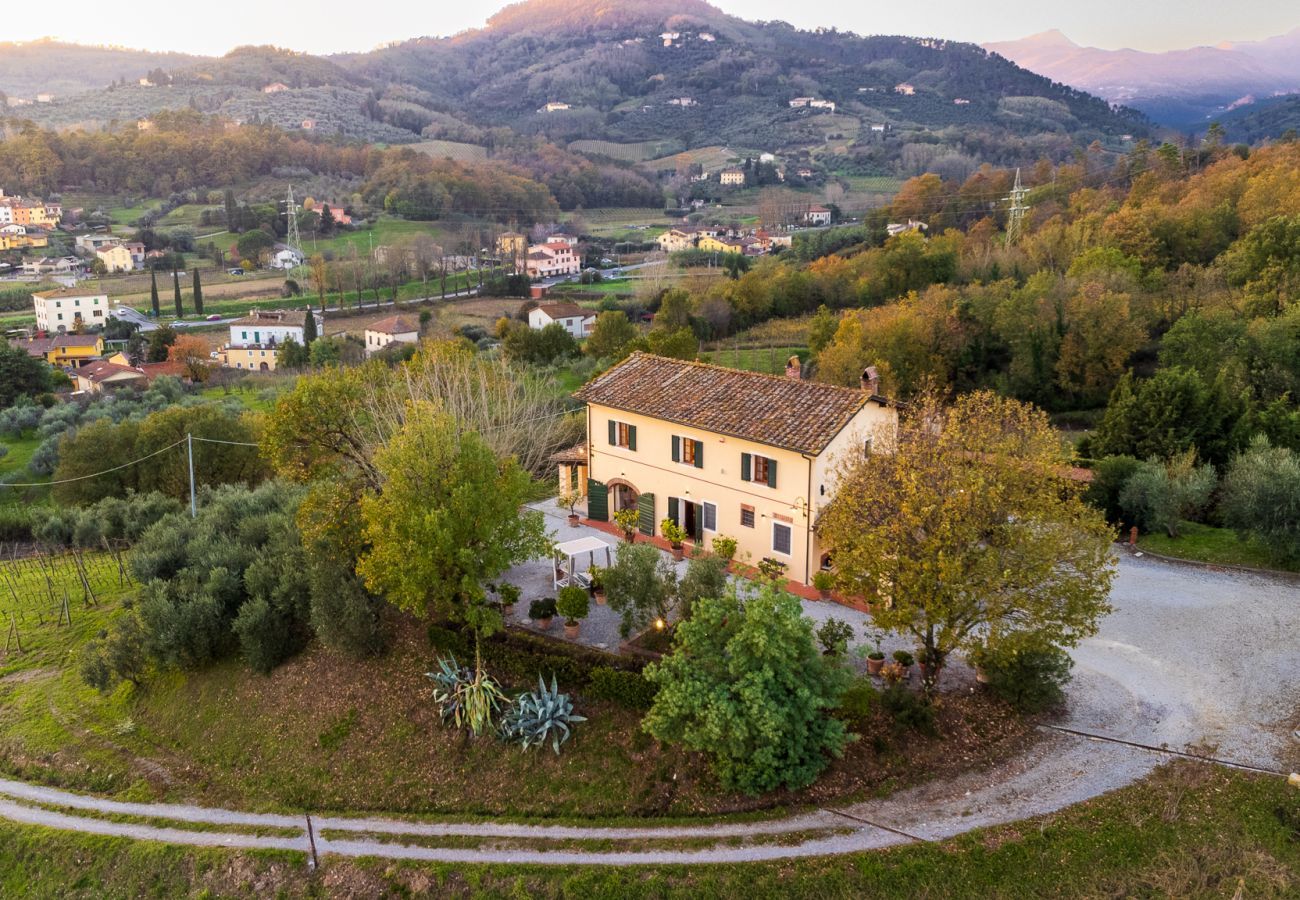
585, 666, 657, 709
676, 552, 729, 618
837, 676, 878, 721
603, 540, 677, 638
983, 646, 1074, 714
1119, 451, 1216, 537
1220, 437, 1300, 567
816, 617, 854, 656
880, 683, 937, 736
1083, 454, 1141, 525
0, 505, 34, 542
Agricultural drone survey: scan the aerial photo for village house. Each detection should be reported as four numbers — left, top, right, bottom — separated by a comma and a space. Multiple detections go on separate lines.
496, 231, 527, 265
73, 360, 148, 394
528, 301, 596, 339
364, 314, 420, 356
525, 238, 580, 279
0, 192, 60, 229
95, 243, 135, 273
21, 256, 79, 277
31, 289, 110, 332
11, 333, 105, 367
75, 233, 119, 254
788, 97, 815, 108
656, 227, 699, 253
719, 168, 746, 187
574, 353, 897, 585
894, 82, 916, 95
809, 99, 836, 112
262, 82, 290, 93
0, 225, 49, 251
804, 205, 832, 226
218, 308, 321, 371
540, 102, 571, 113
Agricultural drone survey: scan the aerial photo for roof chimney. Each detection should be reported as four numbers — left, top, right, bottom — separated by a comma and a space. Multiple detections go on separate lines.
785, 355, 801, 379
861, 365, 880, 394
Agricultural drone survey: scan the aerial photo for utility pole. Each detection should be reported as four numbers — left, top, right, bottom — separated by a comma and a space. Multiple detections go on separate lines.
187, 432, 196, 518
1004, 167, 1029, 247
284, 184, 303, 275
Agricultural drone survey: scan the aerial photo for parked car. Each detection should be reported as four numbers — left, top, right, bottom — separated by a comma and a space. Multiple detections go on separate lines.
206, 313, 222, 321
227, 267, 245, 276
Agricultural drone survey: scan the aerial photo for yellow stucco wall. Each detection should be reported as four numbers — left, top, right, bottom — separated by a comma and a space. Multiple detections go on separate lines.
222, 346, 278, 371
584, 399, 896, 584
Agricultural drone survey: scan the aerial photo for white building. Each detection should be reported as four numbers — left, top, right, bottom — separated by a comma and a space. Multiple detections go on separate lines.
270, 248, 305, 270
32, 289, 109, 333
220, 308, 322, 371
364, 314, 420, 356
804, 205, 832, 226
525, 240, 581, 279
528, 301, 595, 339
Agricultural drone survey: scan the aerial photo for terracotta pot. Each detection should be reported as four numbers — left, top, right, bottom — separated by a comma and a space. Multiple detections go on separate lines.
594, 591, 606, 606
671, 545, 684, 561
567, 514, 580, 526
919, 662, 942, 682
818, 589, 831, 601
975, 666, 990, 685
866, 655, 885, 676
536, 616, 553, 630
564, 622, 580, 639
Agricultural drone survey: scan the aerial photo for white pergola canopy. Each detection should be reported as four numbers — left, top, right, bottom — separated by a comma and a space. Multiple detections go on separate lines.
553, 537, 614, 589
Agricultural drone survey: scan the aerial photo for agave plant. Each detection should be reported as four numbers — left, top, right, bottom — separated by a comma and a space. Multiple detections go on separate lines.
426, 654, 472, 726
500, 674, 587, 754
426, 653, 506, 736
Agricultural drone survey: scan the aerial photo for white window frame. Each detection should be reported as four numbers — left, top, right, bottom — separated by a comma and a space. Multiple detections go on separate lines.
771, 520, 793, 557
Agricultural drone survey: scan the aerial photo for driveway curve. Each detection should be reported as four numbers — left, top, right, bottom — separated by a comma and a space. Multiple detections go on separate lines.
0, 554, 1295, 865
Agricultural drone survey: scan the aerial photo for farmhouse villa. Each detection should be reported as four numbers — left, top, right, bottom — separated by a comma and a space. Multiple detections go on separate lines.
572, 353, 896, 585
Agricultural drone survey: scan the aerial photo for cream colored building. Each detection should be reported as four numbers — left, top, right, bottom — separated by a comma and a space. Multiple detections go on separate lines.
364, 314, 420, 356
32, 289, 110, 332
719, 168, 746, 186
95, 244, 135, 273
575, 353, 896, 585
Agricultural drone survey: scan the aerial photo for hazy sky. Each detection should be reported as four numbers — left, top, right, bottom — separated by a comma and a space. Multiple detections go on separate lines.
6, 0, 1297, 56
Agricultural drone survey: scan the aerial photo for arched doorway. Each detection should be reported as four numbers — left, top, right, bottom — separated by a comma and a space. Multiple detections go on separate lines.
259, 362, 270, 371
606, 478, 640, 513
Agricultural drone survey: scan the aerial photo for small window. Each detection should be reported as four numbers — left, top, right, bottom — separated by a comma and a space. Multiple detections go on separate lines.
863, 436, 874, 459
610, 421, 636, 449
740, 505, 755, 528
752, 455, 770, 484
702, 501, 717, 532
773, 522, 792, 556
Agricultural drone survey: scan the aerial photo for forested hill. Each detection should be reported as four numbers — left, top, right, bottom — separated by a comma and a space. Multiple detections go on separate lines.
344, 0, 1149, 152
0, 40, 203, 98
5, 0, 1148, 163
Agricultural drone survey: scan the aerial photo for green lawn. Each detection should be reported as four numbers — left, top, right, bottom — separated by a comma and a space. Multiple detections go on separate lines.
0, 763, 1295, 897
1137, 521, 1292, 571
702, 346, 808, 375
301, 218, 449, 258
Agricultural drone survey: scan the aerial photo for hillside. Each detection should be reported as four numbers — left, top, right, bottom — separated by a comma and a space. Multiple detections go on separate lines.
985, 28, 1300, 130
5, 0, 1149, 169
1216, 93, 1300, 142
0, 40, 203, 100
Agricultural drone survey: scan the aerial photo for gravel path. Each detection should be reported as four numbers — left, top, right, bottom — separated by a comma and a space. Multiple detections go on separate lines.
0, 553, 1295, 865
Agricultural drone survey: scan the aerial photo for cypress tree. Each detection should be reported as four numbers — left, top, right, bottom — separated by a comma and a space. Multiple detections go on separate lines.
149, 269, 160, 318
192, 269, 204, 315
302, 304, 317, 345
173, 269, 183, 318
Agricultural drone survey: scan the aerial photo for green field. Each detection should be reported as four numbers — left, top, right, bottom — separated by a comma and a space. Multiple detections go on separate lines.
842, 175, 906, 193
1137, 521, 1291, 571
300, 217, 449, 258
644, 145, 737, 173
702, 346, 808, 375
569, 139, 683, 162
408, 140, 490, 162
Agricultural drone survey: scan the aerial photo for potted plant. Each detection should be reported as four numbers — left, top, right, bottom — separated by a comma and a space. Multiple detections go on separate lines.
758, 557, 787, 581
556, 585, 589, 640
613, 508, 640, 543
711, 534, 737, 566
660, 518, 688, 561
862, 628, 886, 675
816, 617, 853, 657
812, 569, 835, 601
892, 649, 914, 676
556, 492, 581, 526
968, 645, 993, 685
917, 647, 943, 683
588, 565, 606, 605
496, 582, 521, 614
879, 661, 906, 686
528, 597, 556, 630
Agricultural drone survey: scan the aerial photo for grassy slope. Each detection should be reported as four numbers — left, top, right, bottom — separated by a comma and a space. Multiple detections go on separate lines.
0, 763, 1295, 897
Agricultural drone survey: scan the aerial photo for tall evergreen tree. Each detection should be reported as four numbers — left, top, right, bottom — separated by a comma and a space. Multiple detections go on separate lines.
192, 269, 204, 315
149, 269, 160, 318
302, 305, 317, 345
224, 189, 238, 233
172, 269, 183, 318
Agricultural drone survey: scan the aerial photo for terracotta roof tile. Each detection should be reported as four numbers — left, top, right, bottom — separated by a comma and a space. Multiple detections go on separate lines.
366, 315, 418, 335
575, 352, 876, 455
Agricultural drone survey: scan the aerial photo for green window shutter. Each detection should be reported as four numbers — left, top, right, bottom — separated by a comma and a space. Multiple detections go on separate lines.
637, 492, 656, 535
741, 452, 751, 482
694, 440, 704, 469
628, 424, 637, 451
667, 496, 679, 525
586, 480, 608, 521
608, 419, 616, 445
671, 435, 680, 463
767, 458, 778, 488
692, 504, 704, 541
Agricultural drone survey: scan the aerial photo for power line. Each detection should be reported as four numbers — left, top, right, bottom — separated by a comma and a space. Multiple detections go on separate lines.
0, 438, 188, 489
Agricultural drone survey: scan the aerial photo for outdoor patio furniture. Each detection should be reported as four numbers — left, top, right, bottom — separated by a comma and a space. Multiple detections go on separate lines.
553, 536, 613, 590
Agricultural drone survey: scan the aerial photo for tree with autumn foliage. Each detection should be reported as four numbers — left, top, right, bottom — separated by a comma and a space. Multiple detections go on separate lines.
166, 335, 213, 382
819, 391, 1115, 696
